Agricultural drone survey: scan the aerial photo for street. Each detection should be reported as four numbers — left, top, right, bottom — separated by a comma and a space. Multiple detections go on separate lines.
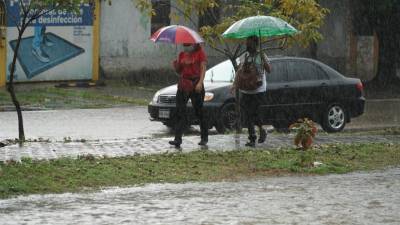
0, 107, 168, 141
1, 168, 399, 225
1, 99, 400, 141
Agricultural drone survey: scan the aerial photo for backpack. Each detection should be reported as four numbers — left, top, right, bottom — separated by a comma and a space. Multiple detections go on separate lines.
235, 54, 262, 91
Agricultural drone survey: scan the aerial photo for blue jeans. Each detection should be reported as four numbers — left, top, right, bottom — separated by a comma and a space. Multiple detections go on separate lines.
32, 25, 45, 49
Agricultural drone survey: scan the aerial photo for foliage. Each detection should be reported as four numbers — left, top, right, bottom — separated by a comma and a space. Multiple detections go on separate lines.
289, 118, 318, 150
134, 0, 328, 69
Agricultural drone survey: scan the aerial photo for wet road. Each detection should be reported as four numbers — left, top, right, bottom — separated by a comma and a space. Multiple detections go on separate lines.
0, 107, 168, 141
1, 99, 400, 141
1, 168, 399, 225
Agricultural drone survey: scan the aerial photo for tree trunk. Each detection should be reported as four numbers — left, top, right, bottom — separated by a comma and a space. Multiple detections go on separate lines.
7, 32, 25, 144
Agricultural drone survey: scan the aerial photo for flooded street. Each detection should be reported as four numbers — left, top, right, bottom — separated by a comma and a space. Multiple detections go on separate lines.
1, 99, 400, 141
0, 107, 168, 141
1, 168, 399, 225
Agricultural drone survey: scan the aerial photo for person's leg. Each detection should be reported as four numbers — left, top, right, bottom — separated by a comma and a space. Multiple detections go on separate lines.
32, 24, 50, 63
248, 94, 258, 146
241, 93, 256, 146
255, 92, 267, 143
169, 90, 189, 147
32, 24, 42, 49
191, 88, 208, 145
41, 26, 54, 47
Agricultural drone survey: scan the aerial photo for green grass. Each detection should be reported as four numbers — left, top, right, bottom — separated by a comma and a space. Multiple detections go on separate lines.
0, 82, 158, 110
1, 143, 399, 199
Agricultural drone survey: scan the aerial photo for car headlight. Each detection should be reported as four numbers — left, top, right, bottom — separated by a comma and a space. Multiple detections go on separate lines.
152, 90, 161, 103
204, 92, 214, 102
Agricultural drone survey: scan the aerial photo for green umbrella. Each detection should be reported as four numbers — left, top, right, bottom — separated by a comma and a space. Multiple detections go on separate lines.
222, 15, 298, 39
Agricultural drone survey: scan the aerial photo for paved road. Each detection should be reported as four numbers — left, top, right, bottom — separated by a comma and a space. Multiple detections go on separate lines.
1, 168, 399, 224
1, 99, 400, 141
0, 107, 168, 141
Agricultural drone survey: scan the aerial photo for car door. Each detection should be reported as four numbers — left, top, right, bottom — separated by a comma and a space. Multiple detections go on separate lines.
261, 60, 289, 123
286, 60, 330, 120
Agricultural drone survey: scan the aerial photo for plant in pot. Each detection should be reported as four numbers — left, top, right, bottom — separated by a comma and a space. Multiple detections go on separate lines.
290, 118, 318, 149
289, 118, 318, 166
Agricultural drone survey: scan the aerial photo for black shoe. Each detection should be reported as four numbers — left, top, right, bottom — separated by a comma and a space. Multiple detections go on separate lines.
198, 140, 208, 146
258, 129, 267, 143
245, 141, 256, 147
169, 140, 181, 148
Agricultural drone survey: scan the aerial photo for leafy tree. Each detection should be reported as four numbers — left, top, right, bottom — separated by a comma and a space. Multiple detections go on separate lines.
136, 0, 328, 70
351, 0, 400, 86
136, 0, 328, 131
4, 0, 91, 144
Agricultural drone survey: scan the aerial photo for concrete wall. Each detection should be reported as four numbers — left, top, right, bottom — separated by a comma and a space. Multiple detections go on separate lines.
99, 0, 223, 83
100, 0, 176, 80
275, 0, 352, 76
275, 0, 379, 81
315, 0, 352, 75
99, 0, 378, 82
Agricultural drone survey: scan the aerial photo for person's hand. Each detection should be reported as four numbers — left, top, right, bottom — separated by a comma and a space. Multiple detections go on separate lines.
173, 60, 182, 73
195, 82, 203, 93
173, 59, 178, 69
261, 52, 271, 73
230, 85, 236, 95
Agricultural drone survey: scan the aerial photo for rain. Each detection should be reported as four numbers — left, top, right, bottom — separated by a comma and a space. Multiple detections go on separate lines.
1, 0, 400, 224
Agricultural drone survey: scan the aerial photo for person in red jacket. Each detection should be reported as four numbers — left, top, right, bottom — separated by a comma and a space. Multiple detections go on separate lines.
169, 43, 208, 148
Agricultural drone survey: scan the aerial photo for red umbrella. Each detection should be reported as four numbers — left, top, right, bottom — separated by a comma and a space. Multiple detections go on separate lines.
150, 25, 204, 44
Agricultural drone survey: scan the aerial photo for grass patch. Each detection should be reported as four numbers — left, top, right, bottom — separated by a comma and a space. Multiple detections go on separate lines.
303, 127, 400, 137
0, 143, 399, 199
0, 81, 158, 110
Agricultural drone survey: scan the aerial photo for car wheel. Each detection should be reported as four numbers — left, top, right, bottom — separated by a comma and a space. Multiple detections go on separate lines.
272, 121, 291, 133
215, 102, 237, 134
321, 104, 346, 133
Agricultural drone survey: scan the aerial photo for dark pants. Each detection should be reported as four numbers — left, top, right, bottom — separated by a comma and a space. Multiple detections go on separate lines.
240, 92, 265, 142
174, 88, 208, 143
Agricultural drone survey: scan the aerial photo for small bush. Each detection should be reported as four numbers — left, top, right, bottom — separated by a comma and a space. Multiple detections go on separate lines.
290, 118, 318, 150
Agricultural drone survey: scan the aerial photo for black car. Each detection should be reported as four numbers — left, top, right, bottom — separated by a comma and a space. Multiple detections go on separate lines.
148, 57, 365, 133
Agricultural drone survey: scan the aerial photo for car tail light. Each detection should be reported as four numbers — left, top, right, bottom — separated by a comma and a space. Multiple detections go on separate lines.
356, 82, 364, 92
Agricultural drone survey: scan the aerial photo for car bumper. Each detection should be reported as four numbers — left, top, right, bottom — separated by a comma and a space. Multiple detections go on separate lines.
148, 102, 221, 125
348, 96, 365, 118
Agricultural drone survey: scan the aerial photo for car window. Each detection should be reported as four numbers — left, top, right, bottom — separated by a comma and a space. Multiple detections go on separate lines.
266, 61, 287, 83
320, 63, 343, 79
204, 60, 235, 82
287, 61, 328, 81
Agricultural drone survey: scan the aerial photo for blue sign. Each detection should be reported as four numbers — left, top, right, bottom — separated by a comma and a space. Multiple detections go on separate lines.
6, 0, 94, 27
5, 0, 95, 82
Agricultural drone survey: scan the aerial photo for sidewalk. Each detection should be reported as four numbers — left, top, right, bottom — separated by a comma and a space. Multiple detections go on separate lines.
1, 133, 399, 162
1, 99, 400, 162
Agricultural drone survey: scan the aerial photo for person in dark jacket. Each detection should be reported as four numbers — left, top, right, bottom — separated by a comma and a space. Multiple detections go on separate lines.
169, 43, 208, 148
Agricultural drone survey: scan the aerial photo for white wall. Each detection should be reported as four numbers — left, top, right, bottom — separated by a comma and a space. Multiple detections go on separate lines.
100, 0, 177, 77
99, 0, 224, 78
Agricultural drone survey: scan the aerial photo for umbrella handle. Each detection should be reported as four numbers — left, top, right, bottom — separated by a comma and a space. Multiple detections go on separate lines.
259, 29, 263, 55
